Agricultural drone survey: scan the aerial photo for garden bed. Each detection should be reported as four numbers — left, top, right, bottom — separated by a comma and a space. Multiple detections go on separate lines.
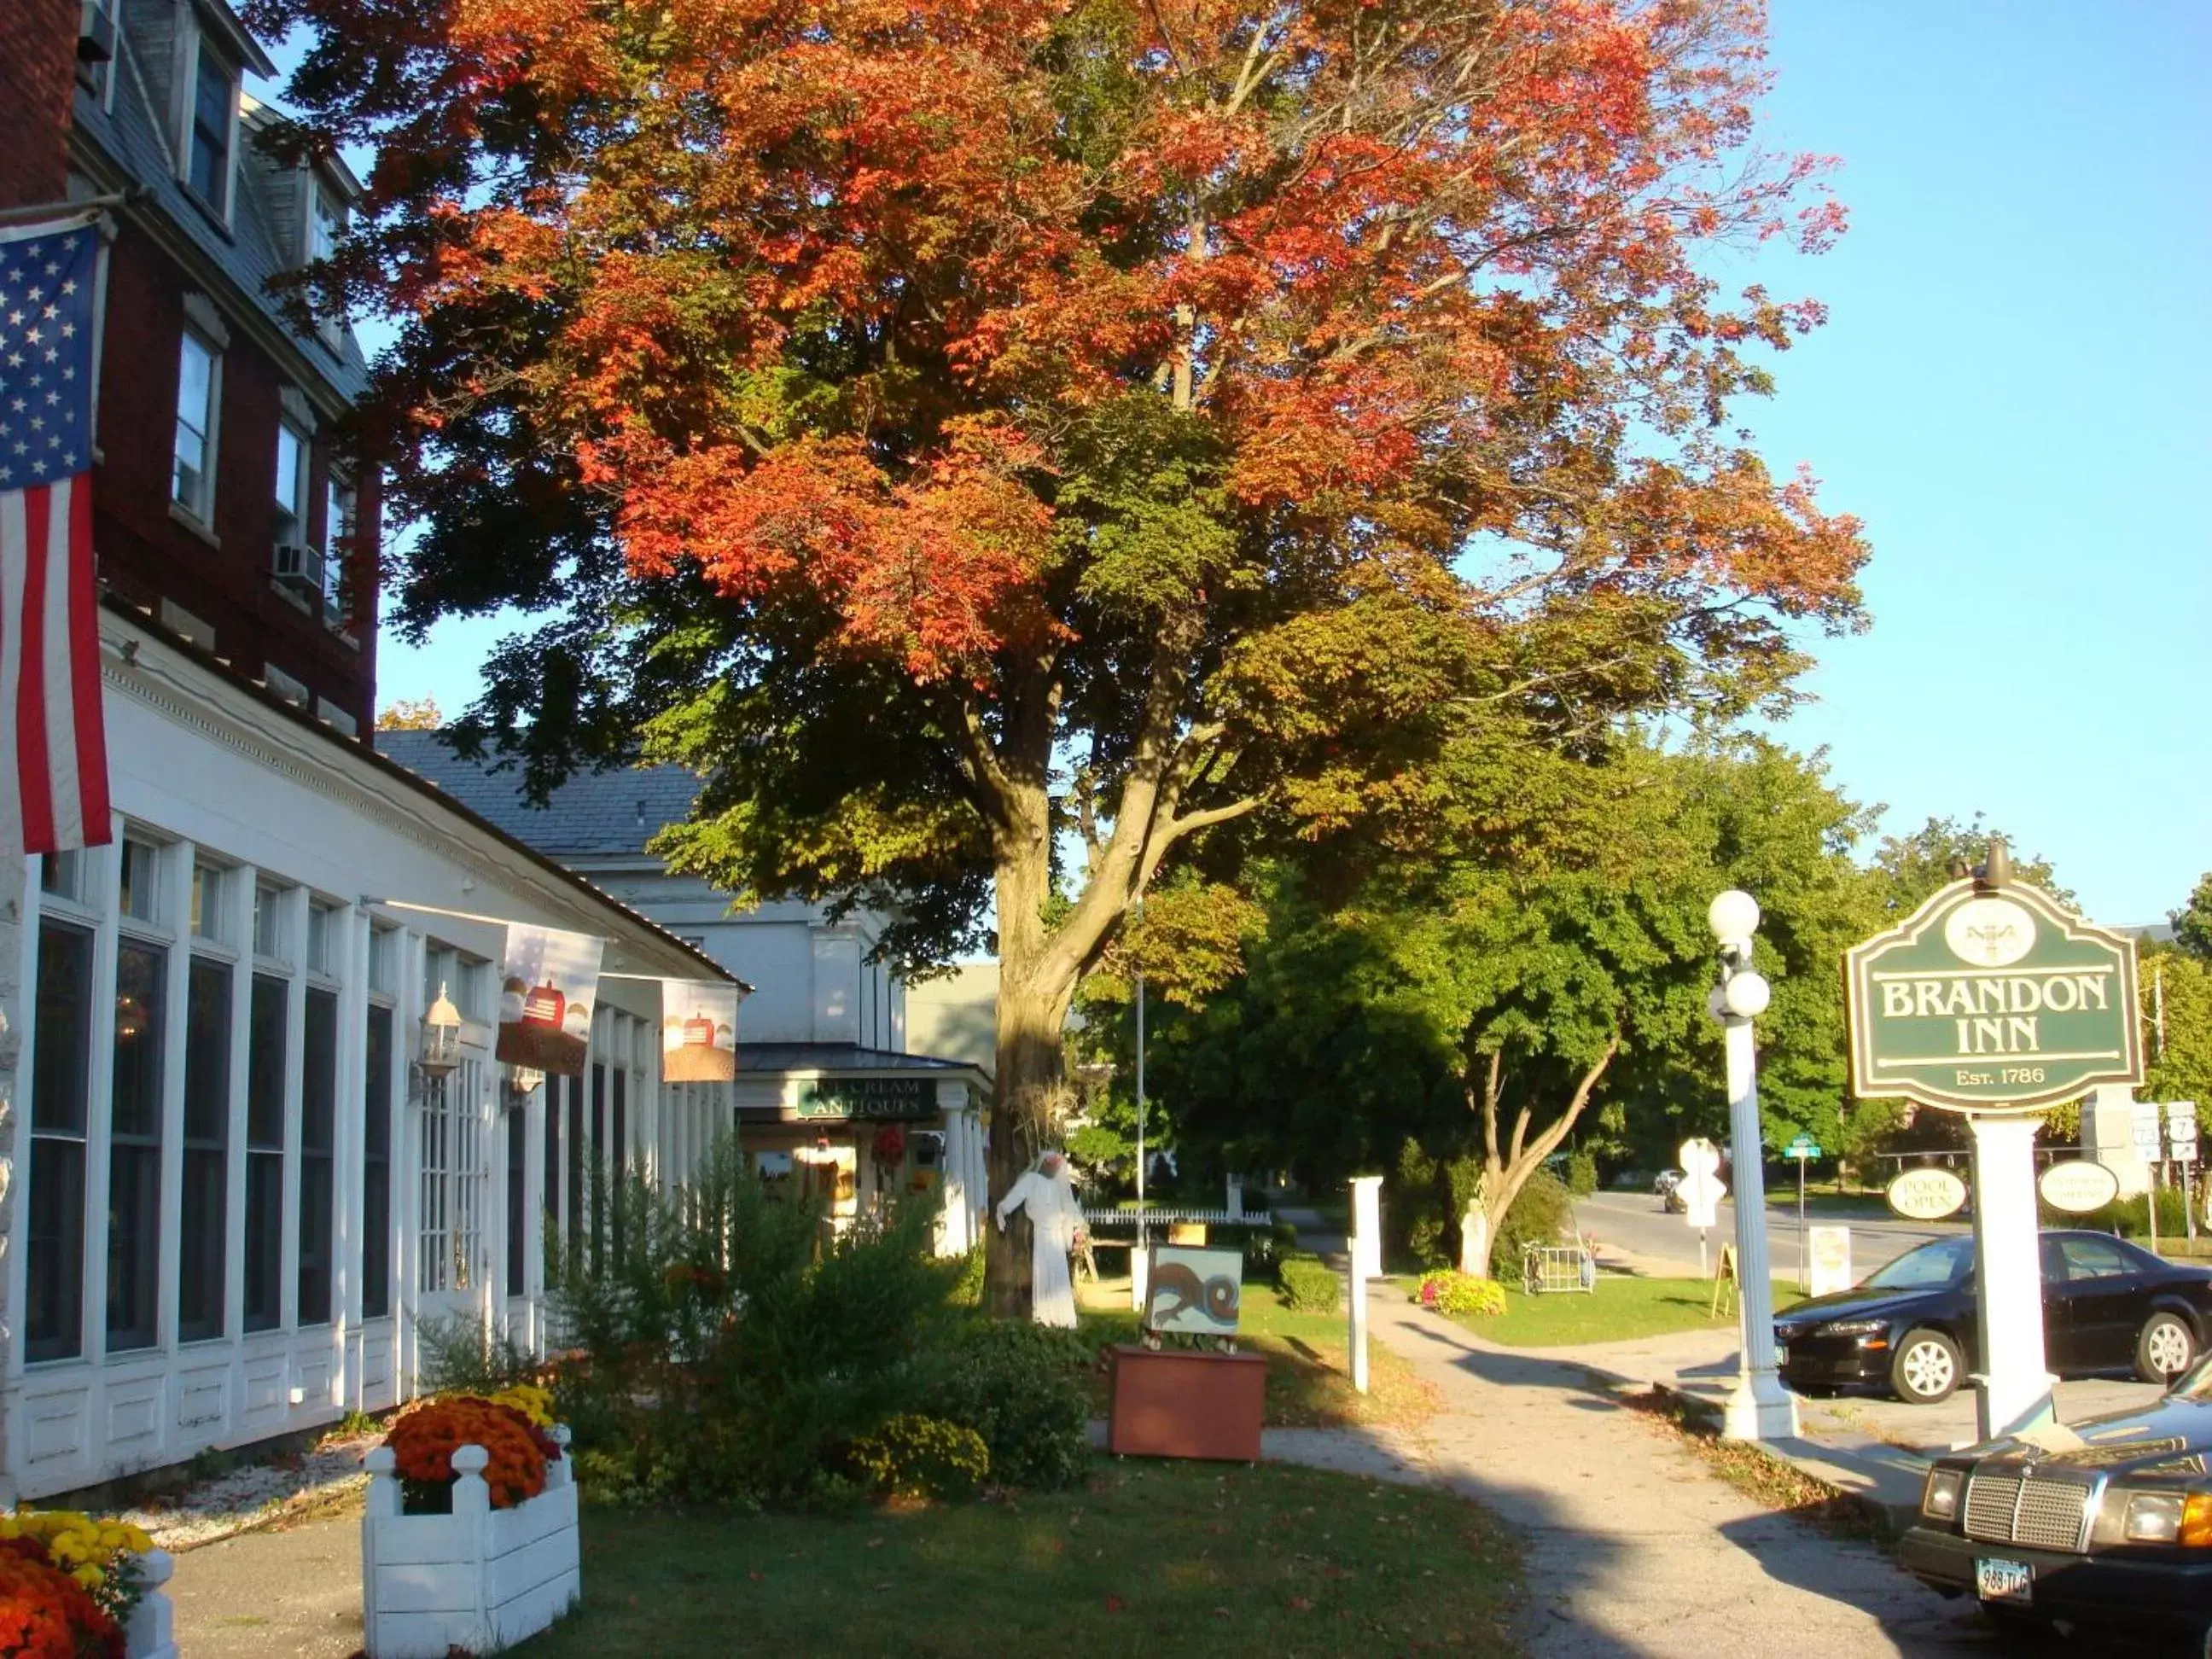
1411, 1273, 1803, 1347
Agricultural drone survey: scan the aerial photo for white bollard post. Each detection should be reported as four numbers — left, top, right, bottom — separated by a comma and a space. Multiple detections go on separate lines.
1348, 1175, 1382, 1394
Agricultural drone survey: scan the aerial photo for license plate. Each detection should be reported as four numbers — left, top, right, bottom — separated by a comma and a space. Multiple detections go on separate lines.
1975, 1557, 2032, 1604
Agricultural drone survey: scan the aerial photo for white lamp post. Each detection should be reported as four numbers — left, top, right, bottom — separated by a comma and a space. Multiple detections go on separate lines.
1707, 890, 1799, 1442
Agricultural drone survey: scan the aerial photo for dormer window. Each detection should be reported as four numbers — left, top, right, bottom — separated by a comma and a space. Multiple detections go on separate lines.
188, 45, 236, 217
307, 186, 342, 267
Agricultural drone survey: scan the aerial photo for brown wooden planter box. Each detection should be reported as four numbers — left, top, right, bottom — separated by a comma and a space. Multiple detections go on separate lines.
1107, 1345, 1266, 1462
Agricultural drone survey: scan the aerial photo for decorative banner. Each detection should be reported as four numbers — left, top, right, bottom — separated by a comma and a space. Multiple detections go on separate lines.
661, 981, 741, 1082
496, 925, 603, 1076
1886, 1166, 1968, 1220
2038, 1159, 2122, 1214
1143, 1245, 1243, 1335
1844, 877, 2141, 1115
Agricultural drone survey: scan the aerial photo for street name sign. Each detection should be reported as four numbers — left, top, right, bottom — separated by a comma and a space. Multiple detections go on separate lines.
1887, 1166, 1968, 1220
1845, 877, 2143, 1114
2038, 1160, 2121, 1214
1784, 1137, 1822, 1160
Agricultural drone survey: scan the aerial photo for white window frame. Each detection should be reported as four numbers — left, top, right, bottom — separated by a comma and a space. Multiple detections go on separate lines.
322, 469, 356, 629
178, 26, 240, 224
172, 329, 220, 525
273, 421, 309, 550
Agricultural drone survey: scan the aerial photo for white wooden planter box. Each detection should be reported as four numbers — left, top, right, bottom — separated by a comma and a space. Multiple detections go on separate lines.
125, 1548, 178, 1659
361, 1431, 580, 1659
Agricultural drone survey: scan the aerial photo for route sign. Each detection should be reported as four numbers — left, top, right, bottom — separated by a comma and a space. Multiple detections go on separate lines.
2133, 1099, 2167, 1156
1844, 877, 2142, 1115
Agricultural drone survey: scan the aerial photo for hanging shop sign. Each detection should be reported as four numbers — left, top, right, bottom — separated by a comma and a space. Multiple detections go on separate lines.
661, 980, 741, 1082
1844, 878, 2141, 1114
786, 1075, 937, 1123
2037, 1159, 2122, 1214
1886, 1166, 1969, 1220
496, 925, 603, 1076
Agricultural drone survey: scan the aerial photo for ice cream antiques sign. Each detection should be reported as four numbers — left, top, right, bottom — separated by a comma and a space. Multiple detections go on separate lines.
1846, 864, 2142, 1113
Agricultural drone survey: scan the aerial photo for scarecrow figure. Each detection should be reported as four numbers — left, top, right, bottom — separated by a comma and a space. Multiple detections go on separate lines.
995, 1150, 1086, 1328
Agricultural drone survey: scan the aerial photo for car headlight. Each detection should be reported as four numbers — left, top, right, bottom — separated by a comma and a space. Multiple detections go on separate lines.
1816, 1318, 1889, 1339
2123, 1491, 2185, 1543
1922, 1468, 1963, 1522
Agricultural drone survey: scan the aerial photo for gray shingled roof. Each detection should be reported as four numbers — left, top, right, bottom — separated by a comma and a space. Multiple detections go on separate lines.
78, 1, 370, 405
735, 1045, 981, 1075
376, 731, 699, 857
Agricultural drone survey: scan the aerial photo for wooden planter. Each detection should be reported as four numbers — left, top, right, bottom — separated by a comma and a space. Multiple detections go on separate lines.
1107, 1345, 1266, 1462
361, 1431, 581, 1659
124, 1549, 178, 1659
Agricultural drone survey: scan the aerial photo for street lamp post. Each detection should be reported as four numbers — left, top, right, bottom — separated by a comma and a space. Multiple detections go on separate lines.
1708, 889, 1800, 1442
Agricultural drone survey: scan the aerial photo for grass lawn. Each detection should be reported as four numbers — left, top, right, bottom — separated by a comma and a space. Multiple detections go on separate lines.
518, 1458, 1523, 1657
1077, 1282, 1437, 1431
1414, 1273, 1803, 1348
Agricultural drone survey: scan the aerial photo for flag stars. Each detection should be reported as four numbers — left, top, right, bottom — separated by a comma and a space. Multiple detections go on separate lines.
61, 279, 78, 296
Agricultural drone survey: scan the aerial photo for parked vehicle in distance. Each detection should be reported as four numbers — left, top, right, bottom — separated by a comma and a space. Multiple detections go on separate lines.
1900, 1357, 2212, 1646
1653, 1168, 1685, 1213
1774, 1231, 2212, 1406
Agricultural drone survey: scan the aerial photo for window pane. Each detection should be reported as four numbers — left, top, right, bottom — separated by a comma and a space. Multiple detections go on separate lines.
39, 851, 82, 902
543, 1072, 562, 1255
180, 959, 231, 1342
190, 51, 231, 207
564, 1073, 583, 1276
244, 974, 287, 1332
506, 1099, 527, 1297
119, 838, 159, 923
27, 923, 94, 1362
173, 335, 213, 508
297, 988, 337, 1324
363, 1004, 393, 1318
190, 862, 226, 940
108, 940, 166, 1353
274, 425, 305, 544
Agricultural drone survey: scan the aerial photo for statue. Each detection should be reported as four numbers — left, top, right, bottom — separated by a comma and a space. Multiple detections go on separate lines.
994, 1150, 1086, 1328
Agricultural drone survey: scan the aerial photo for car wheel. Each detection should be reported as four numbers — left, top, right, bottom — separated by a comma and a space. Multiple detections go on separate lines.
2135, 1312, 2197, 1384
1891, 1328, 1963, 1404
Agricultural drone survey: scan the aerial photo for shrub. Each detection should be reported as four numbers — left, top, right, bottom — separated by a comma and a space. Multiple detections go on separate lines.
1567, 1148, 1599, 1197
950, 1244, 986, 1308
847, 1414, 992, 1501
914, 1318, 1091, 1492
1239, 1220, 1301, 1278
416, 1315, 543, 1396
1278, 1254, 1342, 1314
1493, 1167, 1575, 1267
2085, 1187, 2192, 1240
1417, 1271, 1507, 1318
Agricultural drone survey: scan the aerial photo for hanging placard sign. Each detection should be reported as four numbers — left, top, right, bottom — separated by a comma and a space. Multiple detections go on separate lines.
496, 925, 603, 1076
2037, 1160, 2121, 1215
1886, 1166, 1968, 1220
661, 981, 741, 1082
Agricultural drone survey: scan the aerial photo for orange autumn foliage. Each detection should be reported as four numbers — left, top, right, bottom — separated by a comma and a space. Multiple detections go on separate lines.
386, 1397, 556, 1511
0, 1544, 121, 1659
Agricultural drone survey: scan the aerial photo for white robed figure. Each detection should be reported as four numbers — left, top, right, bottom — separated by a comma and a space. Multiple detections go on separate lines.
995, 1150, 1086, 1328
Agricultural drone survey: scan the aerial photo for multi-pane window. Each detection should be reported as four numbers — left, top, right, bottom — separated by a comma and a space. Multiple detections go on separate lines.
306, 902, 338, 976
243, 974, 288, 1332
323, 474, 356, 627
307, 187, 342, 265
39, 851, 83, 903
26, 923, 94, 1364
363, 1004, 394, 1318
179, 958, 232, 1342
118, 835, 160, 923
273, 423, 308, 548
172, 333, 218, 518
419, 1059, 483, 1294
188, 47, 234, 212
107, 940, 166, 1352
253, 882, 288, 962
190, 859, 227, 940
297, 987, 337, 1324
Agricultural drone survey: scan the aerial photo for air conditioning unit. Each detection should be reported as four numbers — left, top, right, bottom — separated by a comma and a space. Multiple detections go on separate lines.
272, 541, 325, 597
78, 0, 117, 62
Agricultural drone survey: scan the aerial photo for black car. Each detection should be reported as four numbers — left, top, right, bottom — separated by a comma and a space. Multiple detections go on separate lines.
1773, 1231, 2212, 1406
1900, 1363, 2212, 1646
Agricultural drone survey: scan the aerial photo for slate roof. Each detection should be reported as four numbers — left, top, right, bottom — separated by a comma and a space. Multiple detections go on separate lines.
73, 0, 370, 405
375, 731, 700, 858
734, 1045, 982, 1076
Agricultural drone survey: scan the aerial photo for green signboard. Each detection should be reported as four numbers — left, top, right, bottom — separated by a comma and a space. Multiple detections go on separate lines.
787, 1075, 937, 1123
1845, 878, 2142, 1114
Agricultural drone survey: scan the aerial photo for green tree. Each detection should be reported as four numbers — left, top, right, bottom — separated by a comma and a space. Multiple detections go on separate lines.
2144, 949, 2212, 1107
2171, 873, 2212, 961
1867, 815, 2067, 915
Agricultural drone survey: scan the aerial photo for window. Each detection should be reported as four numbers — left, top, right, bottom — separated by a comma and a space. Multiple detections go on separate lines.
307, 186, 343, 267
2059, 1237, 2137, 1283
172, 332, 218, 517
243, 974, 288, 1332
188, 46, 234, 213
564, 1073, 584, 1278
190, 860, 227, 940
611, 1066, 629, 1254
39, 852, 83, 903
419, 1059, 483, 1295
306, 902, 338, 977
253, 882, 288, 961
590, 1062, 607, 1269
119, 835, 160, 923
179, 959, 231, 1342
368, 927, 398, 994
26, 923, 95, 1363
506, 1100, 527, 1297
363, 1004, 394, 1318
273, 423, 308, 547
297, 987, 337, 1324
107, 940, 166, 1352
544, 1071, 564, 1268
323, 474, 356, 628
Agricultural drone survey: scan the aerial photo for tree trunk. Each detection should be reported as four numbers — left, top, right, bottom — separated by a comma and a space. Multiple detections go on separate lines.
982, 973, 1075, 1316
1464, 1036, 1620, 1280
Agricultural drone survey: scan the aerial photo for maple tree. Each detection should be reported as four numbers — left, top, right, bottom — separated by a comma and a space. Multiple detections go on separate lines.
254, 0, 1866, 1311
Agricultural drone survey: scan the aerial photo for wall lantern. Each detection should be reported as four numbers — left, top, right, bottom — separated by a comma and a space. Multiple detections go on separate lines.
505, 1066, 545, 1104
420, 981, 464, 1077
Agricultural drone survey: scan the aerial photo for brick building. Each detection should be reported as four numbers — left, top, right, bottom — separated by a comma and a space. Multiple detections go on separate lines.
0, 0, 741, 1502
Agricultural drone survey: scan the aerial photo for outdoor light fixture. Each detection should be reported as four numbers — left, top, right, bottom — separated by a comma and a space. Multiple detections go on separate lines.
419, 981, 463, 1077
1707, 888, 1761, 955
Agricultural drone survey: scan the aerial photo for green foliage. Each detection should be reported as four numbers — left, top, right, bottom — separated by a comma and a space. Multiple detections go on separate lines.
2174, 874, 2212, 961
1417, 1272, 1507, 1318
913, 1319, 1092, 1492
2084, 1186, 2193, 1242
1566, 1149, 1599, 1197
1278, 1255, 1343, 1315
2144, 949, 2212, 1109
1240, 1220, 1302, 1278
417, 1315, 542, 1395
847, 1415, 992, 1502
1869, 816, 2069, 915
1493, 1168, 1576, 1266
950, 1245, 987, 1309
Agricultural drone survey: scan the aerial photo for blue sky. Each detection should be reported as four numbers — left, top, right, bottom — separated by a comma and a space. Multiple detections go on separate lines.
362, 2, 2212, 928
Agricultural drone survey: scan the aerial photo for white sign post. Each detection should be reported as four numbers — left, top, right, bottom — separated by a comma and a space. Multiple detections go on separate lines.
2133, 1102, 2167, 1256
2168, 1103, 2199, 1243
1348, 1175, 1382, 1396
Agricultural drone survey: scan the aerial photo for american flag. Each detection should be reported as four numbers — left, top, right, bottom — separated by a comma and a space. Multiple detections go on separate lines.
0, 213, 110, 856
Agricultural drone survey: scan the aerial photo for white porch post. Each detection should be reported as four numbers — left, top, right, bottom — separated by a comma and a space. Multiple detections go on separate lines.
0, 852, 26, 1504
934, 1080, 973, 1256
1967, 1114, 2057, 1439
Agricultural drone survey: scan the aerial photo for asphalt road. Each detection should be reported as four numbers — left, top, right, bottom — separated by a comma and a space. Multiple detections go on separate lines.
1574, 1188, 1967, 1284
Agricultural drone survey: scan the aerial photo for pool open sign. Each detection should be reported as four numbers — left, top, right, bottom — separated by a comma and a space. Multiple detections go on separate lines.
1844, 877, 2141, 1115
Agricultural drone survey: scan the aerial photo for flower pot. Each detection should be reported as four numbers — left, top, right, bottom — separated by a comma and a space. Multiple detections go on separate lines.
361, 1431, 580, 1659
1107, 1345, 1266, 1462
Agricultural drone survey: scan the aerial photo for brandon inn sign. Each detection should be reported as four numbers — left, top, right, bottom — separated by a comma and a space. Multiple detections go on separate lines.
1844, 841, 2144, 1438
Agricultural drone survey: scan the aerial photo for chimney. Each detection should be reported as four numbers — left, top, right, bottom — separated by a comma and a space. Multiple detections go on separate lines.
0, 0, 83, 210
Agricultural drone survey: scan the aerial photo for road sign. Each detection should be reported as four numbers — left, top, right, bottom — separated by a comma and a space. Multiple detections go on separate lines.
1678, 1138, 1726, 1230
2167, 1101, 2199, 1161
1784, 1138, 1822, 1160
1844, 878, 2142, 1114
1888, 1166, 1967, 1220
2133, 1099, 2166, 1156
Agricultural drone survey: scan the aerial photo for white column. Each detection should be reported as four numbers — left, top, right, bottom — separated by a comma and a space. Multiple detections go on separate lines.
0, 852, 27, 1504
1722, 1011, 1798, 1441
1968, 1114, 2057, 1440
1348, 1175, 1382, 1395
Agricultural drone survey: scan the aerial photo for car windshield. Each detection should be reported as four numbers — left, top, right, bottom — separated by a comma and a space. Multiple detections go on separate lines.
1861, 1237, 1974, 1290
